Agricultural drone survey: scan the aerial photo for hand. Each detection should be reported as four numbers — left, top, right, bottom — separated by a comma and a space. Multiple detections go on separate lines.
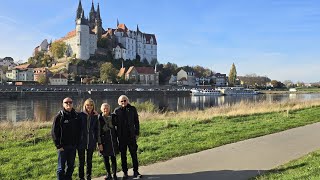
58, 147, 64, 151
98, 144, 103, 152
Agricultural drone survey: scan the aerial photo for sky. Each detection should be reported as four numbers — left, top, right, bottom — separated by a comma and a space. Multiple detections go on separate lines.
0, 0, 320, 83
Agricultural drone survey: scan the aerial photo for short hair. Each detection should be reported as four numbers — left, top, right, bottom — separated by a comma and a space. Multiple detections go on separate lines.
83, 98, 95, 112
118, 95, 129, 105
100, 103, 110, 112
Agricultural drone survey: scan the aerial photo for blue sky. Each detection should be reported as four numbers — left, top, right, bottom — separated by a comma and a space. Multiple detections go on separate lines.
0, 0, 320, 83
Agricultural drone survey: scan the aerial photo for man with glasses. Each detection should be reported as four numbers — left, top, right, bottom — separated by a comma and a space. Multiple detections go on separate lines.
114, 95, 142, 179
52, 97, 81, 180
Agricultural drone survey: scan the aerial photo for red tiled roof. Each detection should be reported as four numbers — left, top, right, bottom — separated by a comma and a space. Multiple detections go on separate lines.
117, 24, 128, 32
135, 67, 155, 74
14, 64, 34, 70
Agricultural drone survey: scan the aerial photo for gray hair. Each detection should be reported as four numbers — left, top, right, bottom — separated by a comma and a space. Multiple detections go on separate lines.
118, 95, 129, 105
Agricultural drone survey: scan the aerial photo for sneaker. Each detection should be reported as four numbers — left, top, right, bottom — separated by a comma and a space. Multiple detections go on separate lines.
122, 172, 128, 180
133, 171, 142, 179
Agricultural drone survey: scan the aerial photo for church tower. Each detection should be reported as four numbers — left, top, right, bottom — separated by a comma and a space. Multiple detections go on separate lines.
95, 3, 103, 39
89, 1, 96, 30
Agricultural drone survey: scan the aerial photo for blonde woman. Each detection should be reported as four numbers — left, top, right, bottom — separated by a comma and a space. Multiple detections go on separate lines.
113, 95, 142, 179
78, 98, 100, 180
98, 103, 119, 180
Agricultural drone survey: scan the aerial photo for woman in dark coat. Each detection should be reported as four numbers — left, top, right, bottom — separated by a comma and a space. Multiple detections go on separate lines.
98, 103, 119, 180
78, 98, 100, 180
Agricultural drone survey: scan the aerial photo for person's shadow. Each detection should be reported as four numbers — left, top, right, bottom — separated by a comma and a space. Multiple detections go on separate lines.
124, 163, 306, 180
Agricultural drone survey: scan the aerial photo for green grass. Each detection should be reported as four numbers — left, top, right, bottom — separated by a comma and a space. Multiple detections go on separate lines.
253, 150, 320, 180
1, 106, 320, 179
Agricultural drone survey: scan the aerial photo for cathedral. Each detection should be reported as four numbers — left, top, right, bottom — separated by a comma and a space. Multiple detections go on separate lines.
55, 0, 157, 62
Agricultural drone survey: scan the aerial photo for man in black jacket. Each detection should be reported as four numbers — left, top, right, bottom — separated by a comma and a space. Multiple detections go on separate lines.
114, 95, 142, 179
51, 97, 80, 180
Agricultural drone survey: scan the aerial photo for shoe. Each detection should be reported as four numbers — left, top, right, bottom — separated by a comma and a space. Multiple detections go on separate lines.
122, 172, 128, 180
133, 171, 142, 179
113, 174, 118, 180
104, 173, 112, 180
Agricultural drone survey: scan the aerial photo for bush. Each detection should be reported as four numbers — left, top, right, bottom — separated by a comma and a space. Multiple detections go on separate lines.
131, 101, 157, 113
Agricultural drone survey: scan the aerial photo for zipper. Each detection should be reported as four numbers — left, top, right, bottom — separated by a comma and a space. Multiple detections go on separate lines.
87, 115, 90, 149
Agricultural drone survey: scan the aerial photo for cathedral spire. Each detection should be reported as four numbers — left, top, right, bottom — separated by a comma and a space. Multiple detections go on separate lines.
117, 18, 119, 27
96, 3, 101, 20
137, 24, 140, 33
76, 0, 83, 21
90, 0, 95, 13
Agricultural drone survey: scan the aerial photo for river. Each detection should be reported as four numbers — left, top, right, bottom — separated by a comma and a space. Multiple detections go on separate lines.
1, 93, 320, 122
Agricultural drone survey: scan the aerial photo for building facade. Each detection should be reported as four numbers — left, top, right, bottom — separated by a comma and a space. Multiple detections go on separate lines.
6, 64, 34, 82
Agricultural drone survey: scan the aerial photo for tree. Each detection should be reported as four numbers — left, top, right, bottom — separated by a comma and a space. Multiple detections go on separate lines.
50, 41, 67, 59
150, 59, 158, 67
100, 62, 118, 83
37, 74, 47, 84
228, 63, 237, 86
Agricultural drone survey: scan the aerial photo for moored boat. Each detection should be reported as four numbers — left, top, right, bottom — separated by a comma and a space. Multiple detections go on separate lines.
190, 88, 222, 96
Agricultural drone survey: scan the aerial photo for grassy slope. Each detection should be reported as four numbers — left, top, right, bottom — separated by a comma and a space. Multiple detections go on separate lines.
1, 104, 320, 179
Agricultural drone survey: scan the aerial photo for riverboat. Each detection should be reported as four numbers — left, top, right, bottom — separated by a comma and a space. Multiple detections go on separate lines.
190, 89, 222, 96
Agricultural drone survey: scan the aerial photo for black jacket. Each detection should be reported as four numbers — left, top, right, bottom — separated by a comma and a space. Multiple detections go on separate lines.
98, 113, 119, 156
113, 104, 140, 142
78, 111, 100, 150
51, 108, 80, 149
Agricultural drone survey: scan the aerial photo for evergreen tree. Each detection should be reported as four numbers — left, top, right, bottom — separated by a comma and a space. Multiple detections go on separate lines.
228, 63, 237, 86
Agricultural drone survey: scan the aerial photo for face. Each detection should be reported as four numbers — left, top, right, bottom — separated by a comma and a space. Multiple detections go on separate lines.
120, 98, 128, 107
63, 98, 73, 112
102, 105, 110, 115
85, 103, 94, 113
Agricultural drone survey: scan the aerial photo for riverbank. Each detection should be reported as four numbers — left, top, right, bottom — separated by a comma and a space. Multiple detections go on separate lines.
1, 100, 320, 179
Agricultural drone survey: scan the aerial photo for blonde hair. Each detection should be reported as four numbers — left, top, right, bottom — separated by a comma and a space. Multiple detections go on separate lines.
100, 103, 110, 112
118, 95, 129, 105
83, 98, 95, 113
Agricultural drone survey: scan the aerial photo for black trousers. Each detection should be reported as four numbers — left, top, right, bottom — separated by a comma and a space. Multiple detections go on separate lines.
119, 139, 139, 173
78, 148, 94, 179
103, 155, 117, 176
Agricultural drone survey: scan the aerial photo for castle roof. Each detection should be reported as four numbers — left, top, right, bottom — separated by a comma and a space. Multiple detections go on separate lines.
118, 67, 126, 77
144, 33, 157, 45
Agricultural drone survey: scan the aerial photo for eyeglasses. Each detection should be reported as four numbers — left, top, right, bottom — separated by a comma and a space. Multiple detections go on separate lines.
86, 104, 93, 106
120, 100, 127, 103
64, 101, 73, 104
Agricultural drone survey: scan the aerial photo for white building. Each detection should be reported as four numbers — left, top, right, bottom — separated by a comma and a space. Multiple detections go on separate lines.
6, 64, 34, 82
49, 74, 68, 85
104, 23, 157, 62
169, 69, 196, 86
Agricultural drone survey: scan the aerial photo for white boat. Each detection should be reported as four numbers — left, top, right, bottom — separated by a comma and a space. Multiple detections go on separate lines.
217, 87, 259, 95
190, 89, 222, 96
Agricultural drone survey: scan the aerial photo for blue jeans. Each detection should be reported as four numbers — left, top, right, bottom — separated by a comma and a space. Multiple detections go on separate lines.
57, 146, 76, 180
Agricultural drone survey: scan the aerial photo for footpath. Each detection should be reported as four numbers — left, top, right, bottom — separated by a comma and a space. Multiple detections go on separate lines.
94, 122, 320, 180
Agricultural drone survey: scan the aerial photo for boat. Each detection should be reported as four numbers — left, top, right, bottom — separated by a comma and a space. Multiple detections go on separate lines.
190, 89, 222, 96
217, 87, 259, 95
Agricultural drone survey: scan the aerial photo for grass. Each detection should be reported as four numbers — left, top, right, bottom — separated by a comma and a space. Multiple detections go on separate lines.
1, 100, 320, 179
253, 150, 320, 180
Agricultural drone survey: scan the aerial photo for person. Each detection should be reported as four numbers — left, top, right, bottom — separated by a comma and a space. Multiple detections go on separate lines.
113, 95, 142, 179
51, 97, 81, 180
78, 98, 100, 180
98, 103, 119, 180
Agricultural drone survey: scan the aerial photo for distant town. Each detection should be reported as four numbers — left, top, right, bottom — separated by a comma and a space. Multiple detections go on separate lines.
1, 0, 319, 90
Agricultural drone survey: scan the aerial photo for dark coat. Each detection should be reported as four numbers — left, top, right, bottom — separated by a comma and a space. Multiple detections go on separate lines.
98, 113, 119, 156
113, 104, 140, 143
78, 111, 100, 150
51, 108, 81, 149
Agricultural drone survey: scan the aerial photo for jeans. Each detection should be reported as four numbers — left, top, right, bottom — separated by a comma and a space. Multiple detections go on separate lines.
78, 148, 94, 179
57, 146, 76, 180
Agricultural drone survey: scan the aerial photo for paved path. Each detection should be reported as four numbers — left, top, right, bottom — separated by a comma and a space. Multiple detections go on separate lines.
94, 122, 320, 180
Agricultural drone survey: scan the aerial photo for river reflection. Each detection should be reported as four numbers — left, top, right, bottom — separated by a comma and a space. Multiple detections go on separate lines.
1, 93, 320, 122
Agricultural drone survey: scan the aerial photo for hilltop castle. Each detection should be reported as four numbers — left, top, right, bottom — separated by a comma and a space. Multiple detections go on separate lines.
53, 0, 157, 61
